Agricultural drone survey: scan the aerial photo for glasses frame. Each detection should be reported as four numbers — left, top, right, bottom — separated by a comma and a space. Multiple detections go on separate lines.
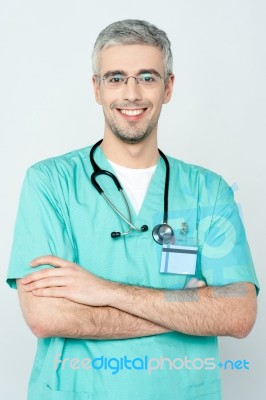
95, 73, 168, 88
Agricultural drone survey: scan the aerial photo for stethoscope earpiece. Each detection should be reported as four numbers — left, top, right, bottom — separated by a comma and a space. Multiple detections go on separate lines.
141, 225, 149, 232
111, 225, 148, 239
111, 232, 121, 238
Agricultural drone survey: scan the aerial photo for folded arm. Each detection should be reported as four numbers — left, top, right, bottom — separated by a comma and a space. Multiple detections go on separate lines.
21, 256, 257, 339
17, 279, 170, 339
110, 281, 257, 338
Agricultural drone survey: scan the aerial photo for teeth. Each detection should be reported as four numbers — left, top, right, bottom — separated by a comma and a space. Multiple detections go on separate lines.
120, 109, 144, 116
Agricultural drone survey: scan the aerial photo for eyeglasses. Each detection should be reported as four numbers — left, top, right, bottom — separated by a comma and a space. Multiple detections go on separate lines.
96, 72, 166, 88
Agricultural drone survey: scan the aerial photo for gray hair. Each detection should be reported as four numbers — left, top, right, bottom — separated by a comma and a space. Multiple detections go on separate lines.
92, 19, 173, 76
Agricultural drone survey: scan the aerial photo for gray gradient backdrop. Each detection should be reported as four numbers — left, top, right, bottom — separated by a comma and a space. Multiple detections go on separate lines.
1, 1, 265, 398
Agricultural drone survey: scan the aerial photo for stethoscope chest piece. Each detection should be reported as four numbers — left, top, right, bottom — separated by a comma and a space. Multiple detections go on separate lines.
152, 224, 174, 245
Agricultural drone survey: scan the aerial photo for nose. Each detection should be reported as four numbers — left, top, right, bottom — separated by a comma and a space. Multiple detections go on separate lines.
122, 77, 142, 102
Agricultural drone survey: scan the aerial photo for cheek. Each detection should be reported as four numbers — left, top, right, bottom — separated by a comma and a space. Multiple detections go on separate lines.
152, 93, 166, 112
99, 91, 117, 109
152, 88, 166, 105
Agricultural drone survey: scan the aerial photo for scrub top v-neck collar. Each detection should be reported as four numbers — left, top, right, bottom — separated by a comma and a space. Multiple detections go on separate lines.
91, 145, 167, 226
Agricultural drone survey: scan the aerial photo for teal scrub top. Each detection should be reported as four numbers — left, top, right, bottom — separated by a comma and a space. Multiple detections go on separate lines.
7, 146, 259, 400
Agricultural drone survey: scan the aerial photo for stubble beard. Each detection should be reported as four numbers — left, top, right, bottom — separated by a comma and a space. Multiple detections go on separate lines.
106, 119, 157, 144
104, 108, 158, 144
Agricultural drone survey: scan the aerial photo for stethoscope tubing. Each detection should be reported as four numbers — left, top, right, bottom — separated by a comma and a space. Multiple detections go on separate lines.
89, 139, 172, 243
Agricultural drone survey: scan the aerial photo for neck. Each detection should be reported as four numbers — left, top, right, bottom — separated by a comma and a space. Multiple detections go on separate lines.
100, 133, 159, 168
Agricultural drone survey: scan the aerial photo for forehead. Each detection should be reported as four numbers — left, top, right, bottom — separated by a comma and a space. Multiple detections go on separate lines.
98, 44, 164, 74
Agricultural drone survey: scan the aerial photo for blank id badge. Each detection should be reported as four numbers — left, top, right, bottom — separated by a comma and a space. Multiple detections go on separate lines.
160, 236, 198, 275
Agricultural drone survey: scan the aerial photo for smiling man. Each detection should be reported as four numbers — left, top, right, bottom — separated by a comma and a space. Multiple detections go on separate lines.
94, 45, 171, 148
7, 20, 259, 400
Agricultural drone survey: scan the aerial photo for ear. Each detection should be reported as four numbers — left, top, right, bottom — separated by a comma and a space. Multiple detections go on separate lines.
163, 74, 175, 104
92, 75, 102, 105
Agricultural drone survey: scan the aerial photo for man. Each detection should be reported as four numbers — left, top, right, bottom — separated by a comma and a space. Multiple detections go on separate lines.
7, 19, 259, 399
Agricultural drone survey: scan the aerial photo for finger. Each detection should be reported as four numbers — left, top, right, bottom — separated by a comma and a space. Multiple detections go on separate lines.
32, 287, 68, 298
21, 268, 67, 284
185, 278, 207, 289
23, 277, 67, 292
185, 278, 199, 289
197, 280, 207, 288
30, 255, 71, 268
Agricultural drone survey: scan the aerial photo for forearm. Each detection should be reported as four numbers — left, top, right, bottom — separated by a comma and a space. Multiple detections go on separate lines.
62, 302, 170, 340
20, 257, 257, 339
17, 280, 170, 339
46, 300, 170, 339
109, 282, 257, 338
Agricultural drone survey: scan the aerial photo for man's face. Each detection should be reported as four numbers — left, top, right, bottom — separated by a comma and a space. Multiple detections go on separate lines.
93, 44, 174, 144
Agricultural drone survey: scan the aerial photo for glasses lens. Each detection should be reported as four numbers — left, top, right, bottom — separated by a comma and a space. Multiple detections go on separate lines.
104, 74, 125, 88
138, 73, 161, 86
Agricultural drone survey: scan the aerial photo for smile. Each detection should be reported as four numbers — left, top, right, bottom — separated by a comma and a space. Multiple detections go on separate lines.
119, 109, 146, 116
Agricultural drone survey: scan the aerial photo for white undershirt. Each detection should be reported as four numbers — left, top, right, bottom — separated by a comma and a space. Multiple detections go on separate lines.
108, 160, 157, 214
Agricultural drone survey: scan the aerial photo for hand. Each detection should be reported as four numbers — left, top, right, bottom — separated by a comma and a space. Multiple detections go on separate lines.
20, 255, 115, 306
185, 278, 206, 289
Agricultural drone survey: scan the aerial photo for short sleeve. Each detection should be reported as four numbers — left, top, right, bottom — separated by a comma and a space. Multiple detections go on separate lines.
199, 177, 259, 293
7, 165, 75, 289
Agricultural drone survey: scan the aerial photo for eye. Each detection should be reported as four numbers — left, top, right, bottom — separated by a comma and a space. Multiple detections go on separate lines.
107, 74, 125, 84
138, 73, 157, 83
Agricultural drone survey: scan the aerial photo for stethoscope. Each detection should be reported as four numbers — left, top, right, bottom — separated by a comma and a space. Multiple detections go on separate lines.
90, 139, 174, 244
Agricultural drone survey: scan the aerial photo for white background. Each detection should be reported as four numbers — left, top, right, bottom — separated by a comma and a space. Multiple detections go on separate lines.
0, 0, 265, 398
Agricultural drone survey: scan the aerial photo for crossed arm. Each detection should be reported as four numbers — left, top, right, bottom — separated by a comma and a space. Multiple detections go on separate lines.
17, 282, 171, 339
17, 255, 257, 340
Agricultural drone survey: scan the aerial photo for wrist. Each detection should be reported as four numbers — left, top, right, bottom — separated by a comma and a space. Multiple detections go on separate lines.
106, 279, 142, 310
105, 281, 126, 308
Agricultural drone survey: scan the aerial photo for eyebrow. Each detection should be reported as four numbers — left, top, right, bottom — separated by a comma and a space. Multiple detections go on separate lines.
138, 69, 162, 77
102, 69, 162, 78
102, 70, 126, 78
